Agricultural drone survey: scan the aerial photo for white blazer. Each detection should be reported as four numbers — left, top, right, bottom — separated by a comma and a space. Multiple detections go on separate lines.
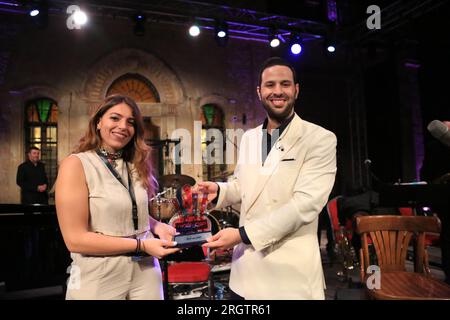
216, 114, 337, 299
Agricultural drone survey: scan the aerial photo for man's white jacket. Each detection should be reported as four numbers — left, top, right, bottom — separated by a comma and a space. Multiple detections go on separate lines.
216, 114, 337, 299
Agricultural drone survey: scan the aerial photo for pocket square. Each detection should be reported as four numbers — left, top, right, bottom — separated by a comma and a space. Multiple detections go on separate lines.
281, 158, 295, 162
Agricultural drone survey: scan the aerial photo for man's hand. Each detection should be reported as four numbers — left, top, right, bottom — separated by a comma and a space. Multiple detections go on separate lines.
37, 184, 47, 192
202, 227, 241, 251
195, 181, 219, 203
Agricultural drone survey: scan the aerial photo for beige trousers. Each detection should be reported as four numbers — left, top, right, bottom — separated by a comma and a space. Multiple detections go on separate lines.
66, 254, 163, 300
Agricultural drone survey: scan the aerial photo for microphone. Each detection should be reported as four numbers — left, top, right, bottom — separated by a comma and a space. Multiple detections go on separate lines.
427, 120, 450, 148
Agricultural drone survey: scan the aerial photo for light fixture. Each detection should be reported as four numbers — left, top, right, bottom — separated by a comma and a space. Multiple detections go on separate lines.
133, 12, 146, 36
73, 9, 88, 25
268, 28, 280, 48
66, 5, 88, 30
29, 9, 39, 17
189, 20, 200, 37
215, 20, 228, 46
324, 29, 337, 54
29, 1, 48, 28
290, 34, 303, 55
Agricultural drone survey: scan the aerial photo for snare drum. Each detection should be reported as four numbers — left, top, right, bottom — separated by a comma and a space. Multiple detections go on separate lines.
149, 198, 177, 220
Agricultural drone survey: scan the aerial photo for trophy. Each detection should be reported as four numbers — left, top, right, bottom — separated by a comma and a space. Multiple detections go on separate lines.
169, 184, 212, 248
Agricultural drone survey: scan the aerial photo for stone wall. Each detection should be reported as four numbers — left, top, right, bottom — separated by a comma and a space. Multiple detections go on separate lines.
0, 14, 269, 203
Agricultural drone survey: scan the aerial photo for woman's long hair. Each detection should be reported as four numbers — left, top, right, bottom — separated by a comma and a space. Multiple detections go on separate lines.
74, 94, 157, 195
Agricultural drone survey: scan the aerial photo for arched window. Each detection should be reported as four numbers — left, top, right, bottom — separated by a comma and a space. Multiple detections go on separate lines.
106, 73, 160, 102
25, 98, 58, 191
201, 104, 226, 181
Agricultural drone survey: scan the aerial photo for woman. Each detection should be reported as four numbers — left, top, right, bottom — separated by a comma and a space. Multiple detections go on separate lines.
55, 94, 179, 299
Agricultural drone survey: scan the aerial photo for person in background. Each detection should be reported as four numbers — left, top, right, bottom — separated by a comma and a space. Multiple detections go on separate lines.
197, 57, 337, 299
16, 146, 49, 204
55, 94, 179, 299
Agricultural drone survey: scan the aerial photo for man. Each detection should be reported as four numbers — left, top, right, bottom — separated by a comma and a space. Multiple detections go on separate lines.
198, 57, 337, 299
16, 146, 49, 204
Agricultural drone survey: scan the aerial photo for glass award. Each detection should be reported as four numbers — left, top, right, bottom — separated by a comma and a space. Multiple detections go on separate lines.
169, 184, 212, 248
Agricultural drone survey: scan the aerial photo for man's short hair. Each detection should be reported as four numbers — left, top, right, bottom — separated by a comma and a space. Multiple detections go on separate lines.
28, 146, 40, 153
258, 56, 298, 86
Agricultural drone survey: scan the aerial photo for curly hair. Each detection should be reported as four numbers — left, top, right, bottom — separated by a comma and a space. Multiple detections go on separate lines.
74, 94, 157, 195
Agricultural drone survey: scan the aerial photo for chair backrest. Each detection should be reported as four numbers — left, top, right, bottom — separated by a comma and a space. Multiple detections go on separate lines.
326, 196, 342, 233
355, 215, 441, 277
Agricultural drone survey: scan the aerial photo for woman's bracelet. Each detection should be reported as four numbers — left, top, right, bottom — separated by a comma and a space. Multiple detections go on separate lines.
135, 238, 141, 254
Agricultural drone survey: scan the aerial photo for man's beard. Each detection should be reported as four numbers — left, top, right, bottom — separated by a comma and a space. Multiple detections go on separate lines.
261, 99, 295, 123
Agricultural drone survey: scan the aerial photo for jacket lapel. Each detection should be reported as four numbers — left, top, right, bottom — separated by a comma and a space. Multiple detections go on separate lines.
245, 114, 304, 211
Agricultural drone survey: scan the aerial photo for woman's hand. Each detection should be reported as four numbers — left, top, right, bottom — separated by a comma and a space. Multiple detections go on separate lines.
141, 238, 179, 259
152, 221, 177, 242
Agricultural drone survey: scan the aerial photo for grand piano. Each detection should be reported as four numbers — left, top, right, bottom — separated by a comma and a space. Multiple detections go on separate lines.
0, 204, 70, 296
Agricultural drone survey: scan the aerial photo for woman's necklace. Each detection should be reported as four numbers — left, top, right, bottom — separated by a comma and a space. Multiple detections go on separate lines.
98, 147, 123, 168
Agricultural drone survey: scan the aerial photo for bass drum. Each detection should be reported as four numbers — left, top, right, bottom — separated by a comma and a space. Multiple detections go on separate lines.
209, 208, 240, 230
149, 198, 177, 221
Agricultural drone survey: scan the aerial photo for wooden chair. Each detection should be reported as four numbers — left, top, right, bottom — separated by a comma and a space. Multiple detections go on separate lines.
355, 215, 450, 300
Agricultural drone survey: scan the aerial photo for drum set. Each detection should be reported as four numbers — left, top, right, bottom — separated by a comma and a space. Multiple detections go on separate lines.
149, 174, 240, 231
150, 174, 195, 221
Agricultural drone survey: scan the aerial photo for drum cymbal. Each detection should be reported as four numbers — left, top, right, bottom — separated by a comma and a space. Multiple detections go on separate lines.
159, 174, 195, 188
211, 171, 233, 180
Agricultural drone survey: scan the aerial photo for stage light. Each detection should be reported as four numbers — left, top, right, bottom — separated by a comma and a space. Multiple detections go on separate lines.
268, 29, 280, 48
189, 23, 200, 37
324, 27, 337, 55
133, 12, 146, 36
66, 5, 88, 30
29, 9, 39, 17
269, 35, 280, 48
29, 1, 48, 29
73, 9, 88, 25
215, 20, 228, 46
290, 35, 302, 55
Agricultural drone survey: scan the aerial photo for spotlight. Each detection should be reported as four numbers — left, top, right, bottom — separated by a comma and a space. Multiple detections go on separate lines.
290, 35, 302, 55
66, 5, 88, 30
29, 1, 48, 29
215, 20, 228, 46
73, 9, 88, 25
324, 27, 337, 54
268, 29, 280, 48
324, 39, 336, 54
270, 37, 280, 48
133, 12, 146, 36
189, 23, 200, 37
29, 9, 39, 17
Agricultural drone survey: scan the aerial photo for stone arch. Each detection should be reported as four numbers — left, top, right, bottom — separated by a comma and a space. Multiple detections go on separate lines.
16, 85, 63, 105
82, 48, 184, 107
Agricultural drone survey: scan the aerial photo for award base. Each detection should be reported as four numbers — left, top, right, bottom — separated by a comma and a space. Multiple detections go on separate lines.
174, 231, 212, 248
